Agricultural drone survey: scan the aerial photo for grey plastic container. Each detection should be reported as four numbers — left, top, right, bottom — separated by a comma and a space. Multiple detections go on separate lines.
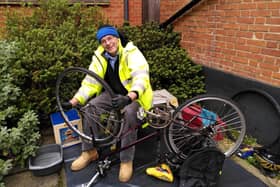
29, 144, 63, 176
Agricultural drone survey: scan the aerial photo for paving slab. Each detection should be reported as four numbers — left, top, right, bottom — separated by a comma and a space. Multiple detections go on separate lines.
4, 170, 63, 187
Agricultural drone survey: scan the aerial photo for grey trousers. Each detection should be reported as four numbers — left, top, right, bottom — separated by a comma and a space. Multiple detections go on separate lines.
81, 92, 141, 162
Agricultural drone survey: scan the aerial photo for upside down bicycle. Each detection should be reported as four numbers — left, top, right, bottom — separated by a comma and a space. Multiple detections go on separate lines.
55, 67, 246, 186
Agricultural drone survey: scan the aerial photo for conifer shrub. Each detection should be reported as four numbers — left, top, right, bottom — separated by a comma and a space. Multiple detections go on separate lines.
5, 0, 104, 120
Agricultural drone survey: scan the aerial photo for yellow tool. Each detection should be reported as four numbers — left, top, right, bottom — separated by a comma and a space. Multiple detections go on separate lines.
146, 163, 174, 182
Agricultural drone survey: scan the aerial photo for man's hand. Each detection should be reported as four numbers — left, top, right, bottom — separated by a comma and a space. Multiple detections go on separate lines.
112, 95, 132, 110
61, 101, 73, 110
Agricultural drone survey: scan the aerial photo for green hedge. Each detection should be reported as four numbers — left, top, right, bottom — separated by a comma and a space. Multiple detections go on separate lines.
5, 0, 103, 120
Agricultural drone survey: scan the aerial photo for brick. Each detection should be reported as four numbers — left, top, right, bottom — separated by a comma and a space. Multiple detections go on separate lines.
216, 4, 239, 10
246, 39, 266, 47
256, 3, 267, 10
248, 25, 269, 32
271, 10, 280, 16
266, 41, 278, 48
249, 60, 259, 67
237, 17, 254, 24
221, 48, 236, 56
261, 48, 280, 57
225, 10, 241, 16
267, 2, 280, 9
235, 44, 250, 52
234, 56, 248, 64
255, 33, 264, 39
271, 80, 280, 87
273, 72, 280, 80
223, 23, 240, 30
249, 45, 261, 53
239, 3, 256, 10
224, 0, 241, 5
248, 53, 263, 62
226, 42, 235, 49
216, 53, 226, 60
236, 37, 247, 44
263, 56, 276, 64
237, 51, 251, 58
236, 31, 253, 38
259, 62, 278, 71
266, 18, 280, 25
259, 69, 273, 77
264, 33, 280, 41
239, 24, 249, 31
240, 10, 250, 17
276, 59, 280, 66
250, 10, 271, 17
255, 17, 265, 24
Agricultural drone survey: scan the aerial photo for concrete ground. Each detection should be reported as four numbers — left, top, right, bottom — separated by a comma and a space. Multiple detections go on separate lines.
3, 127, 280, 187
4, 170, 65, 187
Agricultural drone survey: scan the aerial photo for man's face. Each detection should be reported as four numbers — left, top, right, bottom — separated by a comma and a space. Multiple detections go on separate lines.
100, 35, 119, 56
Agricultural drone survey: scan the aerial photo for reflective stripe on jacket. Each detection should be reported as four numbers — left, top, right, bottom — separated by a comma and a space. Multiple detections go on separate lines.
74, 40, 153, 110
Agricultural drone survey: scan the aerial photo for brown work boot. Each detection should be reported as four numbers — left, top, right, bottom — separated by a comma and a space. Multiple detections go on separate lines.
71, 149, 98, 171
119, 161, 133, 182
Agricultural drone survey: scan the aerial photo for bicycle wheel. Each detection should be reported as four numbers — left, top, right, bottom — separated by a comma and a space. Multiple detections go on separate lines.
56, 67, 123, 147
164, 94, 246, 158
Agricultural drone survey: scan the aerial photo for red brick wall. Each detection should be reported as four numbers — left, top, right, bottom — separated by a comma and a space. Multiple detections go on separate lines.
160, 0, 280, 87
0, 0, 142, 30
101, 0, 142, 26
128, 0, 142, 25
160, 0, 191, 22
102, 1, 124, 26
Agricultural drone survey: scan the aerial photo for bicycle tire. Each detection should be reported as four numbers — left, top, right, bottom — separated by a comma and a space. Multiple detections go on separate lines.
164, 94, 246, 158
56, 67, 123, 147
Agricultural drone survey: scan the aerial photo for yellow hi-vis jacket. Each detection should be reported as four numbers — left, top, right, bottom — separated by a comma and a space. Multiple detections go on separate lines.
74, 40, 153, 110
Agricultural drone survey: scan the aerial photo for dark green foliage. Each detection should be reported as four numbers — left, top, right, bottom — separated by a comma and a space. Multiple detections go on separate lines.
5, 0, 104, 117
120, 23, 205, 102
119, 22, 181, 51
147, 47, 205, 101
0, 40, 40, 184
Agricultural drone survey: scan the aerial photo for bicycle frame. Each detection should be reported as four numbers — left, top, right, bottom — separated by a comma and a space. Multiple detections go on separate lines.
72, 103, 172, 161
69, 103, 216, 162
98, 128, 161, 161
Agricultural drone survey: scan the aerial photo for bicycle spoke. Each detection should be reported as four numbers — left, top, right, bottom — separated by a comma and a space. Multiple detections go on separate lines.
56, 67, 122, 147
164, 95, 246, 158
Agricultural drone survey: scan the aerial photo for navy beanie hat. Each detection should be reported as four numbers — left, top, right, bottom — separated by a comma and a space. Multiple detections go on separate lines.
96, 26, 119, 43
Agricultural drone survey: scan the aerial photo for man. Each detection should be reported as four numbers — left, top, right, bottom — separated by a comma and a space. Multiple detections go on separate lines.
69, 25, 153, 182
